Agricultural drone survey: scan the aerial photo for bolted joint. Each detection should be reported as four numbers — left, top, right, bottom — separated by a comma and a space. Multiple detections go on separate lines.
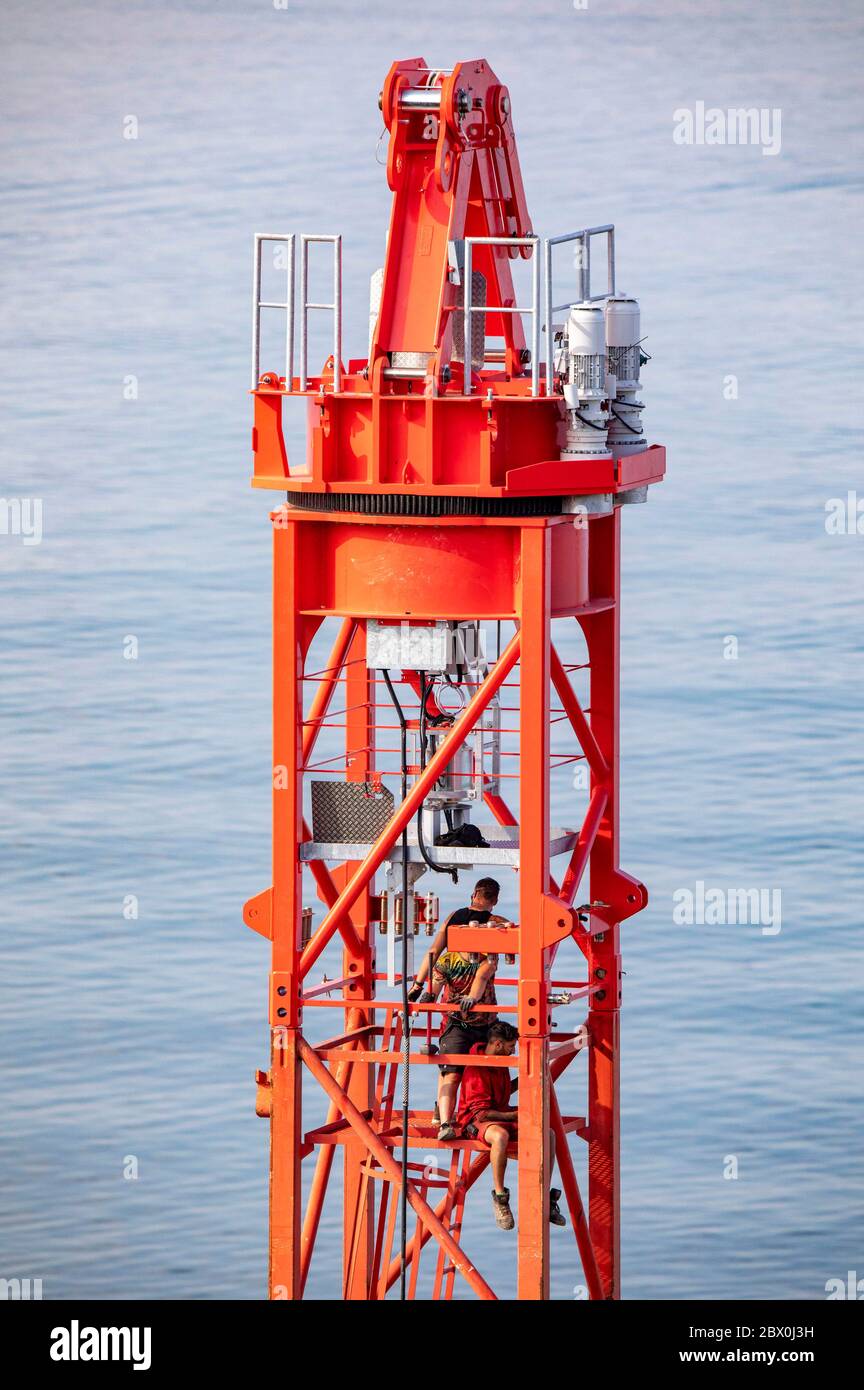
269, 970, 299, 1027
518, 978, 549, 1037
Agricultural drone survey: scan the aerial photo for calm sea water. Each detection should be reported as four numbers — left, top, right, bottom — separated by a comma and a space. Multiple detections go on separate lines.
1, 0, 862, 1300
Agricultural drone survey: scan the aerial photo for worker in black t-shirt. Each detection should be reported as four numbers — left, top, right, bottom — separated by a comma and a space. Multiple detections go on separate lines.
408, 877, 504, 998
408, 877, 505, 1141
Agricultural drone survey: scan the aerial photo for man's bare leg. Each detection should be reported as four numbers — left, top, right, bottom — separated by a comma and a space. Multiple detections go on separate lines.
485, 1124, 514, 1229
437, 1071, 460, 1125
486, 1124, 510, 1192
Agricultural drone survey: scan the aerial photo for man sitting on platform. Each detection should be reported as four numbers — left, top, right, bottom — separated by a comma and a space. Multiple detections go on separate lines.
455, 1020, 567, 1232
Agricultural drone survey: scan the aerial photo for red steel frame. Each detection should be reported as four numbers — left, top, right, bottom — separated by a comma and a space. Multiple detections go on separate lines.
245, 506, 647, 1300
244, 56, 662, 1300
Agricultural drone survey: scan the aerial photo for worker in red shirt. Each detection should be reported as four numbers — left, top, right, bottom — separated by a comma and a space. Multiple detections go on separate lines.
456, 1020, 567, 1231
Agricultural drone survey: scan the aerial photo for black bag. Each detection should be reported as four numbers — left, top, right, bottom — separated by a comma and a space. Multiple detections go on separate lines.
434, 823, 489, 849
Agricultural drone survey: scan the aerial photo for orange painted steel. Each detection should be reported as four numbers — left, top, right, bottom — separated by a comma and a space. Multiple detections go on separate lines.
298, 627, 520, 977
244, 56, 664, 1300
299, 1037, 497, 1300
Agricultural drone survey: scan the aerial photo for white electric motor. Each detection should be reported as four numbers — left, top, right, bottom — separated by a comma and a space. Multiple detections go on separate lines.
605, 295, 646, 457
560, 303, 610, 459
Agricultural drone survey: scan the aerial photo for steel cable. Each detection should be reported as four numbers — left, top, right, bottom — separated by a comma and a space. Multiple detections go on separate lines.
416, 671, 459, 884
381, 669, 411, 1299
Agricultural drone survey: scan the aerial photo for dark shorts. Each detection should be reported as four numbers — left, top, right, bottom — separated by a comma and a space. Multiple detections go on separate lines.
438, 1020, 491, 1076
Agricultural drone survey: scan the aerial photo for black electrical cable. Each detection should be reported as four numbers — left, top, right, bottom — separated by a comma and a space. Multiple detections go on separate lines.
609, 402, 645, 434
416, 671, 459, 885
381, 668, 411, 1301
571, 407, 607, 431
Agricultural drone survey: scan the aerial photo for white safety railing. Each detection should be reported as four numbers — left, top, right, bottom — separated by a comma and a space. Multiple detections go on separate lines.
252, 233, 295, 389
254, 227, 613, 399
544, 225, 616, 390
251, 232, 343, 392
463, 235, 541, 397
300, 234, 342, 393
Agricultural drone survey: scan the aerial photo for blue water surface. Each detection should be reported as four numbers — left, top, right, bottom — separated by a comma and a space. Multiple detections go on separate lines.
1, 0, 861, 1300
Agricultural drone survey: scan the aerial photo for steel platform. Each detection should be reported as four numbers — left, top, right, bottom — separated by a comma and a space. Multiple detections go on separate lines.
300, 823, 578, 868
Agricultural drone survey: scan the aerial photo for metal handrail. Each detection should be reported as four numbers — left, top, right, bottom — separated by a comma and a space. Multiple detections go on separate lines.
252, 233, 295, 389
300, 234, 342, 393
253, 227, 613, 399
462, 235, 541, 397
543, 225, 616, 390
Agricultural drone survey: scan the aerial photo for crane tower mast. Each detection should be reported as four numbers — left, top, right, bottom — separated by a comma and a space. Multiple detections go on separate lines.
245, 57, 665, 1300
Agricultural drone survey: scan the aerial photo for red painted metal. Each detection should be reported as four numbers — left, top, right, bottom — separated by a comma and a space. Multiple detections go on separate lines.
244, 56, 663, 1300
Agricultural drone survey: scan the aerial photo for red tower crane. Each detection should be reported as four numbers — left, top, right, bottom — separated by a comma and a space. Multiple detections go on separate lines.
244, 57, 665, 1301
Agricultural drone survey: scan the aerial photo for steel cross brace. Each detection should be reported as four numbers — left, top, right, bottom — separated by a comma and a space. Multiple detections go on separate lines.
299, 1035, 497, 1299
299, 629, 522, 978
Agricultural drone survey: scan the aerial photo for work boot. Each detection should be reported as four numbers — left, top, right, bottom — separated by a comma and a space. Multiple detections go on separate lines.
492, 1188, 514, 1230
438, 1121, 458, 1142
549, 1187, 567, 1226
